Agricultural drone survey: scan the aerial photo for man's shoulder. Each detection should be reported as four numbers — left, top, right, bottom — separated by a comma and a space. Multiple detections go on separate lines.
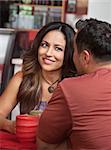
59, 74, 93, 95
61, 74, 89, 85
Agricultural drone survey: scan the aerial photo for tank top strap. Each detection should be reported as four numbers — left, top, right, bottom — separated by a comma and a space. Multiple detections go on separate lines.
34, 100, 47, 111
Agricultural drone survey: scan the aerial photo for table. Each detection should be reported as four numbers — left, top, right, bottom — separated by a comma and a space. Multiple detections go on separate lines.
0, 130, 37, 150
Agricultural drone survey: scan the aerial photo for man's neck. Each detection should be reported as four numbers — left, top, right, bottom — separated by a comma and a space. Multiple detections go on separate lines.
87, 62, 111, 74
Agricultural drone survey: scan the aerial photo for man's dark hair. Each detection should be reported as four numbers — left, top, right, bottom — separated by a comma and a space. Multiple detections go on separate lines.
76, 18, 111, 62
75, 19, 88, 31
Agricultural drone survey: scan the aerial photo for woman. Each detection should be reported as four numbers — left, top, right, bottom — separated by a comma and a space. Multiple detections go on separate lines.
0, 22, 76, 133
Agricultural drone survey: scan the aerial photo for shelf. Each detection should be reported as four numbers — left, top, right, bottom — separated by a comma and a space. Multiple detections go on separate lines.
11, 28, 39, 32
1, 27, 39, 33
66, 12, 87, 15
14, 3, 63, 8
0, 28, 16, 34
9, 1, 65, 30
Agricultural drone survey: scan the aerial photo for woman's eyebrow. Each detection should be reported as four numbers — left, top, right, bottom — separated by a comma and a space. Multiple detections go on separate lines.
55, 44, 64, 48
41, 40, 49, 44
42, 40, 65, 49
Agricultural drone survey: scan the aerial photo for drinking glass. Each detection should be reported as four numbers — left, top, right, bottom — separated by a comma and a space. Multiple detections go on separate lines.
16, 114, 39, 142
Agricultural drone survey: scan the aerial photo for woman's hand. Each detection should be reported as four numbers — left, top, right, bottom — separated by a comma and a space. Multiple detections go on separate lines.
4, 120, 16, 134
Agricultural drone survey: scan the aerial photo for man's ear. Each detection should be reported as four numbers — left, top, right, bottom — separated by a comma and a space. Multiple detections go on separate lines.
80, 50, 90, 66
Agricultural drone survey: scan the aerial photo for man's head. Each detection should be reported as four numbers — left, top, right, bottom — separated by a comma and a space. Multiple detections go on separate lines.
74, 18, 111, 75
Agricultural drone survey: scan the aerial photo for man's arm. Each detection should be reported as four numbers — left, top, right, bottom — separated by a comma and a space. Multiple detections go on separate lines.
37, 85, 72, 150
37, 137, 68, 150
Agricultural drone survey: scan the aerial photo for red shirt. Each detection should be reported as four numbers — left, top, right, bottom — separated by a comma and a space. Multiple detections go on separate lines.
38, 68, 111, 149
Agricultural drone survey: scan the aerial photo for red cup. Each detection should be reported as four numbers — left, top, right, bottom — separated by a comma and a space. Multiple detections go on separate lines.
16, 114, 39, 142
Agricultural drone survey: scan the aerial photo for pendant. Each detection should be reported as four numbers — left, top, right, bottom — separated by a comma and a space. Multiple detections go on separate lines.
48, 86, 55, 93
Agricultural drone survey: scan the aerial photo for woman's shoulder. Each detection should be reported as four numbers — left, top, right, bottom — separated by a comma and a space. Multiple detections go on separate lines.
0, 71, 23, 100
10, 71, 23, 86
14, 71, 23, 79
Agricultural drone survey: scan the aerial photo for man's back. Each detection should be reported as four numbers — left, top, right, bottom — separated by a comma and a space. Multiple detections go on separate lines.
37, 18, 111, 150
61, 68, 111, 149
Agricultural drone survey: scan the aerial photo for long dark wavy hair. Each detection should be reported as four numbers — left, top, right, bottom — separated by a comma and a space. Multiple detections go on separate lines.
17, 22, 76, 114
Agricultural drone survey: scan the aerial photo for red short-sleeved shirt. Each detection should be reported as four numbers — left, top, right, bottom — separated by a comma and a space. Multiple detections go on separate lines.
38, 68, 111, 149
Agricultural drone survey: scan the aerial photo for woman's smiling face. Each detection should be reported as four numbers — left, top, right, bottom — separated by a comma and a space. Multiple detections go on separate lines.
38, 30, 66, 72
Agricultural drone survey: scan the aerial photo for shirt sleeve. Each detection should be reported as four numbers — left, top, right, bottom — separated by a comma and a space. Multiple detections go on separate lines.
38, 84, 72, 144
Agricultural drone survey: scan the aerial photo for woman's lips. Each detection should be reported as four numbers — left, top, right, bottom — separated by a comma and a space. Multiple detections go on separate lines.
43, 58, 54, 65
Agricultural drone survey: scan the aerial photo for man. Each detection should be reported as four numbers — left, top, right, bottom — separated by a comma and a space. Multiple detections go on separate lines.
37, 18, 111, 149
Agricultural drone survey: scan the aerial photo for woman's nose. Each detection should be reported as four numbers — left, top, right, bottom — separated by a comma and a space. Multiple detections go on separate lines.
46, 46, 53, 56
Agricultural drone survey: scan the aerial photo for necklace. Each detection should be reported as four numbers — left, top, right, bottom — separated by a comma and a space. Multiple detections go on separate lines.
42, 75, 60, 93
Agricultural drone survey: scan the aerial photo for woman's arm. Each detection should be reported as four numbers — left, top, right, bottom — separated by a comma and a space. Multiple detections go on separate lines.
0, 71, 23, 133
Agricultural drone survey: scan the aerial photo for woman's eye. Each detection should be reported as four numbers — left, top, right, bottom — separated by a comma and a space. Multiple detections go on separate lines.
55, 47, 63, 51
40, 42, 48, 48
